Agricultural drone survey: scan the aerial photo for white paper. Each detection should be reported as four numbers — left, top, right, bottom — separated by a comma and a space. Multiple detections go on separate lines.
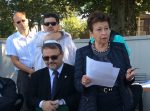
86, 56, 120, 87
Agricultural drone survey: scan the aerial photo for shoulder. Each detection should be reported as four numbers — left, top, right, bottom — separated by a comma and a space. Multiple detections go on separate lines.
110, 42, 128, 55
32, 67, 48, 77
111, 42, 125, 49
0, 77, 15, 86
63, 63, 74, 69
63, 63, 75, 75
77, 45, 91, 53
6, 32, 18, 41
62, 31, 72, 38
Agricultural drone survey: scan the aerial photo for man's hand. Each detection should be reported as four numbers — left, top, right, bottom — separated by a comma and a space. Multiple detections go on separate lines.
42, 100, 58, 111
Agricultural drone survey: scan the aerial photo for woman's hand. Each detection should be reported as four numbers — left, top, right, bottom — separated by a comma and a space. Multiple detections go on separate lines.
81, 75, 91, 87
126, 68, 136, 81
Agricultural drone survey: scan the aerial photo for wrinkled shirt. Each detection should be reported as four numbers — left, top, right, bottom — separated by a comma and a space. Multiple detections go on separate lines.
5, 31, 36, 69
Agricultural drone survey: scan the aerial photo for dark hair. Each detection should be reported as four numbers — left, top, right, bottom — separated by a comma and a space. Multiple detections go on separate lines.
41, 13, 59, 24
42, 43, 63, 53
87, 11, 110, 31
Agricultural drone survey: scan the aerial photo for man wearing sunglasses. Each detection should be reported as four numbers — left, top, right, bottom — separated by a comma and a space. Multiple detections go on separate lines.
5, 11, 36, 111
34, 13, 76, 71
27, 40, 79, 111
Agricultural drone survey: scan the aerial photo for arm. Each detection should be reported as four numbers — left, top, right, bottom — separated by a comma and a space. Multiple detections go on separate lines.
10, 55, 34, 74
74, 49, 85, 92
64, 36, 77, 65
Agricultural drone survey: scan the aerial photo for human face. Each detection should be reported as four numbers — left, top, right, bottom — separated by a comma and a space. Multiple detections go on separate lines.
42, 48, 63, 70
90, 21, 110, 45
43, 17, 59, 33
13, 12, 29, 33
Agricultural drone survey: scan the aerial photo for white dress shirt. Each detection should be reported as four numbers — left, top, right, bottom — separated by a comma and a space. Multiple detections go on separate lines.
5, 31, 36, 69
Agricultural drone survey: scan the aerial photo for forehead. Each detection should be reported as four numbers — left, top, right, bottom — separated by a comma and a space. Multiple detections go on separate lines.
43, 48, 60, 55
93, 21, 109, 28
44, 17, 57, 22
13, 13, 26, 22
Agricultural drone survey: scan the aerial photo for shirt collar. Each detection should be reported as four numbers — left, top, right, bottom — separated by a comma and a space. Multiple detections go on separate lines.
49, 63, 64, 77
17, 31, 33, 40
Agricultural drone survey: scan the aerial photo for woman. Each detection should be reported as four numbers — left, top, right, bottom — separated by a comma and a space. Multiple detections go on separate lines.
74, 11, 135, 111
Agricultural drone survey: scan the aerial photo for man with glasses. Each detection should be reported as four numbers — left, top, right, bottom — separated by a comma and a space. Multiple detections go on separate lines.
5, 11, 36, 111
27, 40, 79, 111
34, 13, 76, 71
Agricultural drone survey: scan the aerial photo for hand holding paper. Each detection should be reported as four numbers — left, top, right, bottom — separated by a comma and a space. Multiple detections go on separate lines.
86, 56, 120, 87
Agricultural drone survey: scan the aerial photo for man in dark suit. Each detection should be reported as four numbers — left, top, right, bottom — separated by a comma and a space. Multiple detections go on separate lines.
27, 40, 79, 111
0, 77, 17, 111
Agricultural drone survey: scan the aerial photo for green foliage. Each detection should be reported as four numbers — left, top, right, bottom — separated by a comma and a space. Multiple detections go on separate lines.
61, 16, 87, 39
0, 0, 150, 38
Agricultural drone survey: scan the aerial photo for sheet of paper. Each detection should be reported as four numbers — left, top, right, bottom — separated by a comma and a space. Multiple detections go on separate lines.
86, 56, 120, 87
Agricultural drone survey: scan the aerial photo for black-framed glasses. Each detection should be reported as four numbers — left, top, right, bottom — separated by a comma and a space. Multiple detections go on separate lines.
16, 19, 26, 24
43, 22, 57, 26
42, 54, 60, 61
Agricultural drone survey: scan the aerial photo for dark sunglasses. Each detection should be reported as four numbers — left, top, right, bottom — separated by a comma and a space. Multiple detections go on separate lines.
16, 20, 26, 24
42, 54, 60, 61
43, 22, 57, 26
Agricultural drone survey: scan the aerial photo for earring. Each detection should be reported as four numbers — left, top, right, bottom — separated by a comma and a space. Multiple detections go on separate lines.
90, 36, 95, 44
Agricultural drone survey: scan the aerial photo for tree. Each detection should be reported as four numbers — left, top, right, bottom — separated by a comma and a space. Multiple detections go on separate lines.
0, 0, 14, 38
70, 0, 150, 36
0, 0, 150, 38
62, 16, 87, 39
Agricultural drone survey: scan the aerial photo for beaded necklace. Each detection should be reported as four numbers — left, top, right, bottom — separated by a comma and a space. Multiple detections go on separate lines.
91, 42, 110, 60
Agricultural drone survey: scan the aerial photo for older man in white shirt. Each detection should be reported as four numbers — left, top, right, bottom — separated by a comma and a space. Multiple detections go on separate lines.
5, 11, 36, 111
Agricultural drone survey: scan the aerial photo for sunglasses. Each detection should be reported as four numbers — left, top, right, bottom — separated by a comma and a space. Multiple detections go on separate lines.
42, 54, 60, 61
43, 22, 57, 26
16, 19, 26, 24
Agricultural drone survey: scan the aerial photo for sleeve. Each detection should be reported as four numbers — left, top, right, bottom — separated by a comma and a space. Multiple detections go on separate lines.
26, 72, 41, 108
66, 37, 77, 65
61, 33, 77, 65
34, 32, 45, 48
74, 49, 84, 92
5, 37, 17, 56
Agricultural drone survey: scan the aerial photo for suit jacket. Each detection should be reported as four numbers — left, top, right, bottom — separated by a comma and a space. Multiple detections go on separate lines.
0, 77, 17, 111
27, 63, 80, 111
74, 42, 134, 111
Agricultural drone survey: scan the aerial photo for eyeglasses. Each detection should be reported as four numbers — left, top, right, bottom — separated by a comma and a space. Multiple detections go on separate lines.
43, 22, 57, 26
16, 20, 26, 24
42, 54, 60, 61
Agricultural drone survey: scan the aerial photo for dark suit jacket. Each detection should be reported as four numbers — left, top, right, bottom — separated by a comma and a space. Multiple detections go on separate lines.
27, 63, 80, 111
75, 42, 134, 111
0, 77, 17, 111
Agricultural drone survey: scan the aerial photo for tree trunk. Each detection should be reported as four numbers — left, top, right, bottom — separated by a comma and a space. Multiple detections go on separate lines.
110, 0, 137, 36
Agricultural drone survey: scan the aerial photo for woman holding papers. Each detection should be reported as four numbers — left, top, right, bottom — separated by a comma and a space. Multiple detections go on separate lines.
74, 11, 135, 111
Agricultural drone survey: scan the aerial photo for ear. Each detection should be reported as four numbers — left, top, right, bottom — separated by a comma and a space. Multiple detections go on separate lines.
89, 31, 93, 37
13, 23, 18, 31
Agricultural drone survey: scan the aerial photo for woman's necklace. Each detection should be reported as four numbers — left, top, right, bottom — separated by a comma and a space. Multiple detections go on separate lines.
92, 42, 110, 53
